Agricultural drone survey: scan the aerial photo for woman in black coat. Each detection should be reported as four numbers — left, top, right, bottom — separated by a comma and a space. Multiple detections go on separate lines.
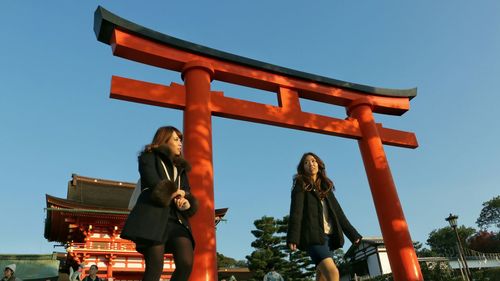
287, 152, 362, 281
121, 126, 198, 281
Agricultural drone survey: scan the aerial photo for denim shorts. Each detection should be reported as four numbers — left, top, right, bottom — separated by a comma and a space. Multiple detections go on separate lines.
306, 234, 333, 266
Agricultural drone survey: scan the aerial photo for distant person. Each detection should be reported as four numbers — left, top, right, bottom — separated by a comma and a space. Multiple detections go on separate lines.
81, 265, 101, 281
121, 126, 198, 281
263, 265, 283, 281
69, 264, 84, 281
287, 152, 362, 281
2, 264, 22, 281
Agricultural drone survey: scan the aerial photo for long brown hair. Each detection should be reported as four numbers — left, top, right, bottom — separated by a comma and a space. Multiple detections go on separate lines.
143, 126, 183, 153
295, 152, 334, 197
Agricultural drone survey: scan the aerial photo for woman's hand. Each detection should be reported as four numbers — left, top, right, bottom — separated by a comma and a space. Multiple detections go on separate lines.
288, 243, 297, 251
174, 197, 190, 211
170, 189, 186, 200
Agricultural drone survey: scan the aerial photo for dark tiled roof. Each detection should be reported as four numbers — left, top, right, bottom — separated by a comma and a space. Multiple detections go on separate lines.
67, 174, 135, 209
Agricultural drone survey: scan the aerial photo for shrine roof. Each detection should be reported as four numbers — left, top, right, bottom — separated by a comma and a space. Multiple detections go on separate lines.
67, 173, 135, 209
46, 194, 229, 218
45, 194, 128, 242
45, 174, 134, 242
45, 174, 229, 242
94, 6, 416, 99
46, 194, 129, 213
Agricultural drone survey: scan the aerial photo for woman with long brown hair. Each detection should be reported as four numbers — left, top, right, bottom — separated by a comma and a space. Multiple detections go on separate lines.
121, 126, 198, 281
287, 152, 361, 281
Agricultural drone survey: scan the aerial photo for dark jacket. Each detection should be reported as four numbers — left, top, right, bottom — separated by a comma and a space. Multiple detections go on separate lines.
287, 175, 361, 251
121, 146, 198, 245
2, 275, 21, 281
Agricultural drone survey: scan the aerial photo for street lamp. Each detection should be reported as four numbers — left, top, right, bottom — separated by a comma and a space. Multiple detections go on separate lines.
445, 213, 472, 281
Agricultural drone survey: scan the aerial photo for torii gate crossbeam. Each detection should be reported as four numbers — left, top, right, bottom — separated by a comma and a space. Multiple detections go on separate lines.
94, 6, 423, 281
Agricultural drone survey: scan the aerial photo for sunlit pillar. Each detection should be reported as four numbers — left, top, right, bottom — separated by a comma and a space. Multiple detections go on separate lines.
348, 98, 423, 281
182, 60, 216, 281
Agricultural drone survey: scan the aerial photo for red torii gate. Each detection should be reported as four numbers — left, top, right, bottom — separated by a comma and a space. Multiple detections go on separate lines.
94, 6, 423, 281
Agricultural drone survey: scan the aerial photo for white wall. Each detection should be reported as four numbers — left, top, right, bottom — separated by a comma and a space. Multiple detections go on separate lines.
378, 252, 392, 274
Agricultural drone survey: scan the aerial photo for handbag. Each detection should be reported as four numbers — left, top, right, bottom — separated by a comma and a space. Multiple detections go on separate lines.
127, 179, 142, 210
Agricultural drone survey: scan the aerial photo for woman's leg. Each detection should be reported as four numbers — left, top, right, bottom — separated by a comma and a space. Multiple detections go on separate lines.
141, 244, 165, 281
316, 258, 339, 281
169, 236, 194, 281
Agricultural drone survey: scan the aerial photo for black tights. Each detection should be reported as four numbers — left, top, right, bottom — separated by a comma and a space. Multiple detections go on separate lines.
141, 236, 194, 281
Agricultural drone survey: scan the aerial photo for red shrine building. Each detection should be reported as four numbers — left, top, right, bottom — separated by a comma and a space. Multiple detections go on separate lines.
44, 174, 228, 280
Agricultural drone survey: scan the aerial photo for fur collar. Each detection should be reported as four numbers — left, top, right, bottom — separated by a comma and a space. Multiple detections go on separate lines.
151, 145, 191, 172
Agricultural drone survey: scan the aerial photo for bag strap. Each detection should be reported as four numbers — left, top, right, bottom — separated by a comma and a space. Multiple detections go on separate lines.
160, 160, 181, 190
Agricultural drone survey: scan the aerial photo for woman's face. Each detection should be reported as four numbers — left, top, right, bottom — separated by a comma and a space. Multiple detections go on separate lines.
166, 131, 182, 156
303, 155, 319, 177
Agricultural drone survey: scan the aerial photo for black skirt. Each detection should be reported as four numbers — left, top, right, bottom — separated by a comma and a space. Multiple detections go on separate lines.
135, 218, 193, 253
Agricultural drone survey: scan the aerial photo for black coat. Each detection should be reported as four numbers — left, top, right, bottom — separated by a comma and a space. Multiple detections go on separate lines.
121, 146, 198, 245
287, 176, 361, 251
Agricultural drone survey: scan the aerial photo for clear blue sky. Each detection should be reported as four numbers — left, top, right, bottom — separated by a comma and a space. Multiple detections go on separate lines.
1, 1, 499, 261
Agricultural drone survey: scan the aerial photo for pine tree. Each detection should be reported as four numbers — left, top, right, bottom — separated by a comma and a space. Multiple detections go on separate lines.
246, 216, 286, 281
246, 215, 315, 281
277, 216, 315, 281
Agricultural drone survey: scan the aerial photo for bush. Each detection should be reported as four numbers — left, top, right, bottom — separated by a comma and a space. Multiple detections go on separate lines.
472, 267, 500, 281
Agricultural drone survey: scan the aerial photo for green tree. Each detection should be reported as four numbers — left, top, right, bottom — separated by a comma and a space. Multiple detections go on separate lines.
476, 195, 500, 230
217, 252, 247, 268
426, 226, 476, 257
367, 261, 466, 281
277, 216, 315, 281
246, 215, 315, 281
413, 241, 436, 257
471, 268, 500, 281
419, 260, 459, 281
334, 248, 354, 278
246, 216, 287, 281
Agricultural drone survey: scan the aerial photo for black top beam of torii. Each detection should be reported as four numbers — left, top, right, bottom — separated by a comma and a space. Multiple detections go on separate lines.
94, 6, 416, 102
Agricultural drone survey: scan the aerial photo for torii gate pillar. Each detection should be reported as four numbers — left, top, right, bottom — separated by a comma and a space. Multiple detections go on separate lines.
182, 61, 217, 280
348, 98, 420, 281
